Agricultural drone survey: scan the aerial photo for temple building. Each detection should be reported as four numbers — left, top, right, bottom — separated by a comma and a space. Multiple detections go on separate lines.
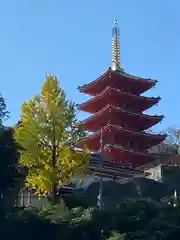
77, 20, 167, 171
15, 22, 171, 209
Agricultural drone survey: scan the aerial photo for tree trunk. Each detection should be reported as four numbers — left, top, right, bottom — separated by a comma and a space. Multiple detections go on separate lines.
51, 183, 58, 205
51, 145, 58, 205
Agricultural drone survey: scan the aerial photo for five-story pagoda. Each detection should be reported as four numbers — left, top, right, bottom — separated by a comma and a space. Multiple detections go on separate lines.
78, 21, 166, 168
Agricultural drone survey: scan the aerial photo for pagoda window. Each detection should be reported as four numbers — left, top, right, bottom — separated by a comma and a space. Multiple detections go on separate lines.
113, 175, 117, 180
134, 144, 138, 151
126, 142, 130, 150
119, 144, 123, 149
129, 163, 132, 168
129, 141, 133, 148
127, 88, 132, 94
139, 145, 144, 151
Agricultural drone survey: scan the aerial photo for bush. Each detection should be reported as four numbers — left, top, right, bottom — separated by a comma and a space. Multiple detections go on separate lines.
107, 231, 124, 240
1, 198, 180, 239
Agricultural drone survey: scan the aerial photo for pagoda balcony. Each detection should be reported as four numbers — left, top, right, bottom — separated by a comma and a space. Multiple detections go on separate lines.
79, 87, 160, 114
102, 144, 155, 168
78, 124, 167, 152
78, 68, 157, 96
82, 105, 164, 132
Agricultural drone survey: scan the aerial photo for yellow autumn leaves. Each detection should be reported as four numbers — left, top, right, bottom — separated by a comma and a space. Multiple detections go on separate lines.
14, 75, 89, 198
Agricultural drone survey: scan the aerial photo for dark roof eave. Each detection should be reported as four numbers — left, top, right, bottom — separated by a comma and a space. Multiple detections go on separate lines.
78, 68, 157, 91
78, 87, 161, 109
78, 125, 167, 144
80, 105, 164, 125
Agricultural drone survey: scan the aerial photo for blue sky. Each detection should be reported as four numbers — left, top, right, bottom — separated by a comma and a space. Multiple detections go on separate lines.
0, 0, 179, 132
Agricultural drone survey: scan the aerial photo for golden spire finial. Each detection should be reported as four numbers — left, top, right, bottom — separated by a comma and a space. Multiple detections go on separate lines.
111, 19, 123, 71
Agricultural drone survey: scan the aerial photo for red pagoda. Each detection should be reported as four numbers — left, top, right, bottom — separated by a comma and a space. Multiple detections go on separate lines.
78, 20, 166, 169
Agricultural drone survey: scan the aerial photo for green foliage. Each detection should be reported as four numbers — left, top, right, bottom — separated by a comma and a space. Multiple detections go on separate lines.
2, 199, 180, 239
0, 127, 25, 215
14, 75, 89, 201
107, 231, 124, 240
0, 94, 9, 125
0, 96, 22, 215
38, 200, 70, 223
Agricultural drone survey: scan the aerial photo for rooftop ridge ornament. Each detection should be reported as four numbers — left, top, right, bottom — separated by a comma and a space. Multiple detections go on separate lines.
111, 19, 124, 72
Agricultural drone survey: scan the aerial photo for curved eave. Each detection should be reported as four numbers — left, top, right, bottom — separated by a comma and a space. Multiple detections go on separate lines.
103, 144, 155, 158
78, 68, 110, 92
79, 124, 167, 145
78, 68, 157, 93
114, 69, 157, 83
78, 87, 160, 112
82, 104, 164, 126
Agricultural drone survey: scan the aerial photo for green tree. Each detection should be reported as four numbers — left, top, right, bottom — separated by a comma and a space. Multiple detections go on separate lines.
14, 75, 89, 204
0, 127, 25, 212
0, 94, 9, 126
0, 95, 24, 215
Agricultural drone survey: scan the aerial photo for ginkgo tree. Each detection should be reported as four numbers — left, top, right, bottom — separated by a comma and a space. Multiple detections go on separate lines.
14, 75, 89, 204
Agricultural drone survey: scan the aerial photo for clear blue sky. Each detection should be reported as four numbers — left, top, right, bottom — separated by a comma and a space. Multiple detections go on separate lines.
0, 0, 179, 132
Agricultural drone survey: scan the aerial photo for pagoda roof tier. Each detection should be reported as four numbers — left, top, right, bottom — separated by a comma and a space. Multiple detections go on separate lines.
79, 87, 160, 114
88, 166, 146, 179
90, 154, 148, 176
88, 156, 148, 178
78, 68, 157, 96
102, 145, 155, 168
82, 105, 164, 132
78, 124, 167, 152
